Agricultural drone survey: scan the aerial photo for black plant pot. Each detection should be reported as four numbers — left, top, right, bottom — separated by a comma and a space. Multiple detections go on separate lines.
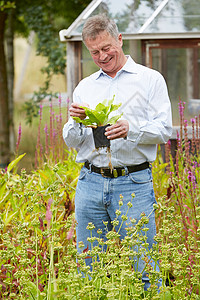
92, 124, 110, 149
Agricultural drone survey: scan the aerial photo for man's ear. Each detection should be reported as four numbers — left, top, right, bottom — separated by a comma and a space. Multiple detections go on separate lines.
118, 33, 123, 46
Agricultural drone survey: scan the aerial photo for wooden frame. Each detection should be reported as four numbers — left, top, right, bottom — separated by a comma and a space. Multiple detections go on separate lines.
66, 41, 82, 102
142, 39, 200, 99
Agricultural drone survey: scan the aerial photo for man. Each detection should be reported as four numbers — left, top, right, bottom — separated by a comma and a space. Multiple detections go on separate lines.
63, 14, 172, 290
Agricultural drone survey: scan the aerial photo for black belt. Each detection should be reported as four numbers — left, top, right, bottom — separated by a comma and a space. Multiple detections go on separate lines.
84, 161, 149, 178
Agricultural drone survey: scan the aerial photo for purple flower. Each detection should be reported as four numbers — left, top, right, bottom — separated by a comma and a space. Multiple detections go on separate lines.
44, 124, 48, 135
39, 104, 43, 118
188, 170, 192, 182
59, 93, 62, 105
53, 128, 56, 139
56, 115, 59, 123
178, 101, 185, 117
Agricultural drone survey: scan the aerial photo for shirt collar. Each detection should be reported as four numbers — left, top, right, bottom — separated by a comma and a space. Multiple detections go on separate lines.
92, 55, 138, 80
122, 55, 138, 74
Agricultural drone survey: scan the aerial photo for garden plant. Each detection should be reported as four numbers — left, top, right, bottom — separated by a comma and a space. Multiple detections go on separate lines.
72, 95, 123, 149
0, 99, 200, 299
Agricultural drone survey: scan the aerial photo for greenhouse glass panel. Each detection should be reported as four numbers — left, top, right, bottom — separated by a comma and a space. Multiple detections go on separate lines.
151, 47, 200, 124
69, 0, 200, 36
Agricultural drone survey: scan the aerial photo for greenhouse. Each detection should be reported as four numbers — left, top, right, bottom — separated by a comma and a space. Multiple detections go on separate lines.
59, 0, 200, 128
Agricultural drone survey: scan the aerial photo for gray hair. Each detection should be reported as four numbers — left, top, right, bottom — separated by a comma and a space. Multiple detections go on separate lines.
82, 14, 119, 42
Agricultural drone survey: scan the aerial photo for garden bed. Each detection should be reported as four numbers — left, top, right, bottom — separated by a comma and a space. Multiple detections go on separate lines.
0, 100, 199, 299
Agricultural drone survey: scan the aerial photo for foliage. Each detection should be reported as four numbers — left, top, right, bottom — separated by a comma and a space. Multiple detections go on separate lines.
0, 1, 15, 11
14, 0, 90, 124
0, 0, 91, 165
0, 100, 200, 298
0, 168, 165, 299
152, 100, 200, 297
73, 96, 123, 127
0, 154, 80, 299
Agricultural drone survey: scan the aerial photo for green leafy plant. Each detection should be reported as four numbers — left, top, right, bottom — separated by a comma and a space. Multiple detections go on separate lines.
2, 99, 200, 299
73, 95, 123, 128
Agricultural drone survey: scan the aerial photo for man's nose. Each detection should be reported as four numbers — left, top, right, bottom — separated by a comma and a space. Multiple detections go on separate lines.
99, 51, 107, 60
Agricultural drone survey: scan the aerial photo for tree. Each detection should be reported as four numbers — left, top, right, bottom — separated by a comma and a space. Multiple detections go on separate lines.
16, 0, 91, 123
0, 1, 15, 167
0, 0, 91, 167
0, 11, 9, 167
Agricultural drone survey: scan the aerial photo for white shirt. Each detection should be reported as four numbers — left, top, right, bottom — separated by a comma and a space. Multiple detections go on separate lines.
63, 56, 172, 167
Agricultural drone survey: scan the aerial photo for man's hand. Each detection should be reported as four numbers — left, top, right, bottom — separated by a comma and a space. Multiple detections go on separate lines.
69, 103, 89, 120
105, 120, 129, 140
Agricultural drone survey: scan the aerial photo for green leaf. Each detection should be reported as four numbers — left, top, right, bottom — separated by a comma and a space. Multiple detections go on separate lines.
108, 113, 123, 125
107, 97, 114, 108
26, 281, 43, 300
72, 117, 96, 126
7, 154, 26, 172
102, 98, 108, 106
72, 116, 83, 123
110, 103, 122, 113
3, 209, 18, 227
83, 107, 102, 125
92, 111, 107, 125
73, 96, 123, 126
159, 290, 172, 300
0, 182, 6, 200
95, 103, 109, 115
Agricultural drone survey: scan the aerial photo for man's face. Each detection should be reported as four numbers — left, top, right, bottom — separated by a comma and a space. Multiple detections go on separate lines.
85, 31, 126, 78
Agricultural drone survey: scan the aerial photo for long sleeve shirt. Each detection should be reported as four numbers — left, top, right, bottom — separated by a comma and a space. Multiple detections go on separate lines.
63, 56, 172, 168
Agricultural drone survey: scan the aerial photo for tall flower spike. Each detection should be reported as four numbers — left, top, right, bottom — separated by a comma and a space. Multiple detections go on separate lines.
191, 118, 195, 154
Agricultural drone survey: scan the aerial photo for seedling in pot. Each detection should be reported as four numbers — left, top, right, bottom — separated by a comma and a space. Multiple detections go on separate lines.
72, 95, 123, 149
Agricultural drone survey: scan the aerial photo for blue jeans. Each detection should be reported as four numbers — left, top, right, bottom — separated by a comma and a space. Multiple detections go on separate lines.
75, 165, 161, 290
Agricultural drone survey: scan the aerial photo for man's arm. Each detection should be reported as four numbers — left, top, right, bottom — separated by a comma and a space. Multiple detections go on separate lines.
105, 72, 172, 144
134, 73, 173, 145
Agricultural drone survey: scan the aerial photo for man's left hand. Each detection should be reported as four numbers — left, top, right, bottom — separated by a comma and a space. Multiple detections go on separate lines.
105, 120, 129, 140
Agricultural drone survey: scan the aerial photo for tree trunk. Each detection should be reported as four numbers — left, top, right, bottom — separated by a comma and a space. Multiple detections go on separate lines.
6, 8, 15, 155
0, 11, 10, 168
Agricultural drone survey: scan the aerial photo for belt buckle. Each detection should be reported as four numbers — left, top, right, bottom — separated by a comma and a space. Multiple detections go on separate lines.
113, 168, 126, 177
122, 169, 126, 176
101, 168, 116, 178
113, 169, 118, 178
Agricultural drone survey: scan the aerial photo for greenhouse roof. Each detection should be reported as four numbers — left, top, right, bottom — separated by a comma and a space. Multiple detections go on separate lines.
60, 0, 200, 41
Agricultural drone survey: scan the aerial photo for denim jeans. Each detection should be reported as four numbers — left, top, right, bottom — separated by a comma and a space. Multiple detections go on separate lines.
75, 165, 161, 290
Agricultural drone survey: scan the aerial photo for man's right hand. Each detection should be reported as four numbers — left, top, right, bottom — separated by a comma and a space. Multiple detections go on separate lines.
69, 103, 89, 120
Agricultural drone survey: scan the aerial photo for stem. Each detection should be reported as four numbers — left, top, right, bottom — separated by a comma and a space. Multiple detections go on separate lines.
47, 197, 57, 300
35, 229, 39, 299
117, 206, 131, 234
